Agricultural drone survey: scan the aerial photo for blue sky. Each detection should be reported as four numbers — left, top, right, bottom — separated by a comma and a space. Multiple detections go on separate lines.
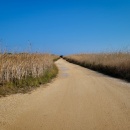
0, 0, 130, 55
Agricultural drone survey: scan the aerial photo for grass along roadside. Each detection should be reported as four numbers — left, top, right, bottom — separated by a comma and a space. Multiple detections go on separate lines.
63, 52, 130, 82
0, 53, 59, 96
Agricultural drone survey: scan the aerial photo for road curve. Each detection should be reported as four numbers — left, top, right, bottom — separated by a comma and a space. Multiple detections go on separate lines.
0, 59, 130, 130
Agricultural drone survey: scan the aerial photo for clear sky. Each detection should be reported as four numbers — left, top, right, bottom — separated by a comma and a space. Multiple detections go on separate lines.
0, 0, 130, 55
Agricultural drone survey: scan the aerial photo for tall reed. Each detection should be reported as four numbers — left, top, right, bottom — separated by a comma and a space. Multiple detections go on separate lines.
0, 53, 54, 85
64, 52, 130, 81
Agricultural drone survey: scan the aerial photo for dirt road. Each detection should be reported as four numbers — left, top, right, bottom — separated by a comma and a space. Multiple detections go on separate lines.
0, 59, 130, 130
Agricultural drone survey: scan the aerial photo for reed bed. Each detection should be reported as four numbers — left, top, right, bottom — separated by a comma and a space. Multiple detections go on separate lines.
0, 53, 59, 96
64, 52, 130, 81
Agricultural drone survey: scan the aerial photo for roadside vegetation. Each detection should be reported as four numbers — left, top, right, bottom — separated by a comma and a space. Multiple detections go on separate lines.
0, 53, 59, 96
63, 52, 130, 82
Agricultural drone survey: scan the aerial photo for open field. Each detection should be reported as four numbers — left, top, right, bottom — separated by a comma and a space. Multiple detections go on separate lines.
0, 53, 59, 96
0, 59, 130, 130
63, 52, 130, 82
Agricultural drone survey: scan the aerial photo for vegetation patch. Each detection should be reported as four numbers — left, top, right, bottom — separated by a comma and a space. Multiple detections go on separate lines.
0, 64, 58, 96
63, 52, 130, 82
0, 53, 59, 96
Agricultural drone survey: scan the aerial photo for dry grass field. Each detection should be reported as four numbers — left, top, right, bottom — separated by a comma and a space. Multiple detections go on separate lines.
0, 53, 59, 96
64, 52, 130, 81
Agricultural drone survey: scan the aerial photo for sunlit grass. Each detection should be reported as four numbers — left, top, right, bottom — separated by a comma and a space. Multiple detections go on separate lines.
0, 53, 59, 96
64, 52, 130, 81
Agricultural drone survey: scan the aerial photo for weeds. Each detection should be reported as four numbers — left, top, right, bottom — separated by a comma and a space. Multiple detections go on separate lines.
0, 53, 59, 96
64, 52, 130, 82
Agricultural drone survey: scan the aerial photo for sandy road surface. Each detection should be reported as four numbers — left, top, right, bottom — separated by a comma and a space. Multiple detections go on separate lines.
0, 59, 130, 130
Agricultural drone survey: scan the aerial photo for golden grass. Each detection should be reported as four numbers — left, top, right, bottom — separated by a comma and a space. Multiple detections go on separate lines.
64, 52, 130, 81
0, 53, 53, 83
0, 53, 59, 96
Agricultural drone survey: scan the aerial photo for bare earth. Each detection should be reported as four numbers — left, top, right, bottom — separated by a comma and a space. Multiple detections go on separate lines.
0, 59, 130, 130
